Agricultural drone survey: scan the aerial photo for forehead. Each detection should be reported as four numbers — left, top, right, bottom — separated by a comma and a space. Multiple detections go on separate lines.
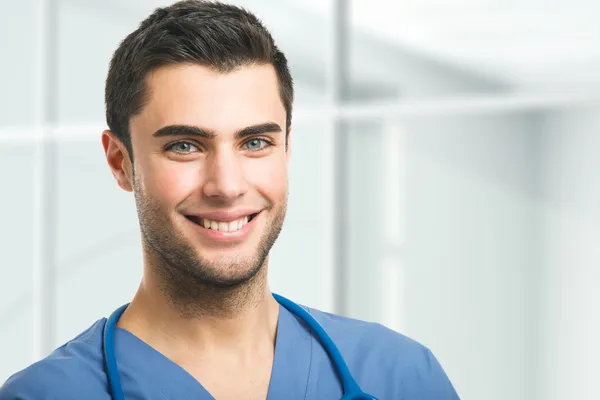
131, 63, 286, 136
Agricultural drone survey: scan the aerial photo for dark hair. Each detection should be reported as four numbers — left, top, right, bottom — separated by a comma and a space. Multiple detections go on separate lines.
105, 0, 294, 159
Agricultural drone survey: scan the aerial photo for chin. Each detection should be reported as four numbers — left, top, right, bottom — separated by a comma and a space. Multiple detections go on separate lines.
197, 261, 265, 288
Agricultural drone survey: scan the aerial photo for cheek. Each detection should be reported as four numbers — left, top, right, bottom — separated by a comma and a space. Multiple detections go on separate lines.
244, 156, 288, 197
140, 159, 201, 203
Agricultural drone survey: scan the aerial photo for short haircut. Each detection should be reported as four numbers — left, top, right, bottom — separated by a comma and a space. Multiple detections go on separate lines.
105, 0, 294, 159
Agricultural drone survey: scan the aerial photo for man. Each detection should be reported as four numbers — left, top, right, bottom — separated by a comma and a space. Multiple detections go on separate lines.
0, 1, 459, 399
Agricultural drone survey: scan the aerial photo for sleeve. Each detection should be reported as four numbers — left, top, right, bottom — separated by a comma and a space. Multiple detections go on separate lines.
0, 363, 72, 400
421, 349, 461, 399
0, 373, 52, 400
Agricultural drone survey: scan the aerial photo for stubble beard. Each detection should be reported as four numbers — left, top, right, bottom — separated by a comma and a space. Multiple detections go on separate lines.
134, 184, 287, 318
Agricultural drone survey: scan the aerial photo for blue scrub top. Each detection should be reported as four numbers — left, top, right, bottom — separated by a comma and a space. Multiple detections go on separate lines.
0, 303, 459, 399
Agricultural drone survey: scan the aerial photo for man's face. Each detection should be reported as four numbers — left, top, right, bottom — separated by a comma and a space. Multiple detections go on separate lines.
126, 63, 290, 288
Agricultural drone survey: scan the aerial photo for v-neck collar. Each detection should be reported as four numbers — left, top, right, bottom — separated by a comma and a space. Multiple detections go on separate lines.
114, 324, 213, 399
266, 303, 312, 399
112, 303, 313, 399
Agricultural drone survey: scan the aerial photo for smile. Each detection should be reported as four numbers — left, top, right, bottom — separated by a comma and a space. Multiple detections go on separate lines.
186, 213, 258, 232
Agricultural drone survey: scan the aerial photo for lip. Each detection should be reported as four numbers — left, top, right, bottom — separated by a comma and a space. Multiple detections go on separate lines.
185, 211, 261, 243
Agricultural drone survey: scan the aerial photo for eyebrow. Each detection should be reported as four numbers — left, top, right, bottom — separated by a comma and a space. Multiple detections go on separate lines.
151, 122, 283, 139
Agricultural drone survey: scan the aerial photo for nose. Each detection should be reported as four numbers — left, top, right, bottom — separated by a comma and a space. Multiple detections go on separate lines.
202, 147, 248, 201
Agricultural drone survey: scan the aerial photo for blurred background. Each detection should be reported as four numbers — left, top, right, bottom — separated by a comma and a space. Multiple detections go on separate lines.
1, 0, 600, 399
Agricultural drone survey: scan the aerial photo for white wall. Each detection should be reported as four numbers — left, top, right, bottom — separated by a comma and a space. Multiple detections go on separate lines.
0, 0, 35, 126
0, 145, 35, 381
344, 112, 540, 400
537, 105, 600, 400
407, 113, 541, 400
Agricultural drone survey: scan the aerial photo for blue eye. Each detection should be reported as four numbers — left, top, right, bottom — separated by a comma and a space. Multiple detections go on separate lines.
168, 142, 198, 153
244, 138, 270, 151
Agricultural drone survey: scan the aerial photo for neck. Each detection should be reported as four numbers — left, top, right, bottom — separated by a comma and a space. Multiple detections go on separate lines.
116, 252, 280, 362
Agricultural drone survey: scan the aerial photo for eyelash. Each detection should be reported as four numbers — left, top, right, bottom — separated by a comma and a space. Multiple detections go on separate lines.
243, 137, 274, 152
166, 141, 201, 154
165, 137, 274, 154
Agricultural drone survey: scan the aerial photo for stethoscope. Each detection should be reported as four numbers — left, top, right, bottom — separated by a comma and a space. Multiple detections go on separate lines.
103, 293, 377, 400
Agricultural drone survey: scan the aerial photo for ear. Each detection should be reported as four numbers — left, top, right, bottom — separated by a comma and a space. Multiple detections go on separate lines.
285, 127, 292, 166
102, 130, 134, 192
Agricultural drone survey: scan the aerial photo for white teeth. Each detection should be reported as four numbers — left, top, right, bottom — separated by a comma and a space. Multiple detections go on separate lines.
198, 215, 252, 232
218, 222, 228, 232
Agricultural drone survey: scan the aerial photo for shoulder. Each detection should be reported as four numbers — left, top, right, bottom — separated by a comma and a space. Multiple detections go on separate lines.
305, 307, 429, 367
305, 307, 459, 399
0, 320, 109, 400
